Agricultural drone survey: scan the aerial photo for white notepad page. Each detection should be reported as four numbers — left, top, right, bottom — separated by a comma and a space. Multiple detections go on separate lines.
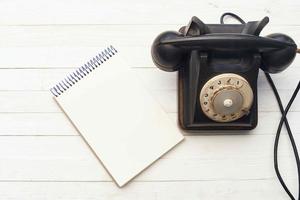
52, 49, 184, 187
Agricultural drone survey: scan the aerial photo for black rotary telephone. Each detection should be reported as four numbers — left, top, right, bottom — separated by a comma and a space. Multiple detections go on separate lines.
151, 13, 300, 199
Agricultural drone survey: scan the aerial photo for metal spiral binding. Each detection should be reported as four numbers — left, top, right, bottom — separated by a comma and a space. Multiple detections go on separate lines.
50, 45, 117, 97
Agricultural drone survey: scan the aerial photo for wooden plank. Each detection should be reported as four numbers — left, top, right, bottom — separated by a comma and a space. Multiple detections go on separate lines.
0, 45, 299, 69
0, 180, 296, 200
0, 89, 298, 113
0, 91, 60, 113
0, 25, 300, 48
0, 47, 152, 69
0, 0, 299, 25
0, 111, 299, 136
0, 68, 298, 91
0, 113, 76, 136
0, 26, 167, 47
0, 135, 298, 181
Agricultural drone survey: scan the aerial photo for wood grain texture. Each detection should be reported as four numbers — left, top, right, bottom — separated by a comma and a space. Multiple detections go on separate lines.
0, 0, 299, 25
0, 136, 298, 181
0, 0, 299, 199
0, 180, 296, 200
0, 112, 299, 136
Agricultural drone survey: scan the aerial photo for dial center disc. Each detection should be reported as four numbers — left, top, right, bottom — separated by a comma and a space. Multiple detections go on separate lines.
213, 90, 243, 115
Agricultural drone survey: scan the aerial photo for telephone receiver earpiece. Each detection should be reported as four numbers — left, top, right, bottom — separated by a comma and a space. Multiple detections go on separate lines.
261, 33, 297, 73
151, 16, 209, 72
151, 31, 185, 72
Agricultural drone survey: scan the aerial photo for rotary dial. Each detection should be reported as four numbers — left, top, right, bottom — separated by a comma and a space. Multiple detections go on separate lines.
199, 73, 253, 122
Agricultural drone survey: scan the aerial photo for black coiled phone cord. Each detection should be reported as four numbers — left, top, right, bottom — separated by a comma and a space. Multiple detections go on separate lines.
221, 12, 300, 200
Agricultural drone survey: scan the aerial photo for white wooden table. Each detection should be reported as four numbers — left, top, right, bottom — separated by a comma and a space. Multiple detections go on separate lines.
0, 0, 299, 199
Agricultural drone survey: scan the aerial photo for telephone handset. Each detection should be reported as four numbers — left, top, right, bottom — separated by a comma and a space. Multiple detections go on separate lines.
152, 18, 297, 73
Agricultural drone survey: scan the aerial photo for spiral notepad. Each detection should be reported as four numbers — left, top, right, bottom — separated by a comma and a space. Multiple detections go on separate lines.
50, 46, 184, 187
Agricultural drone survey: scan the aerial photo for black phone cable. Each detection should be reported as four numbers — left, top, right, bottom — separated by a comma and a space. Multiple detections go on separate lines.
220, 12, 300, 200
220, 12, 245, 24
265, 72, 300, 200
